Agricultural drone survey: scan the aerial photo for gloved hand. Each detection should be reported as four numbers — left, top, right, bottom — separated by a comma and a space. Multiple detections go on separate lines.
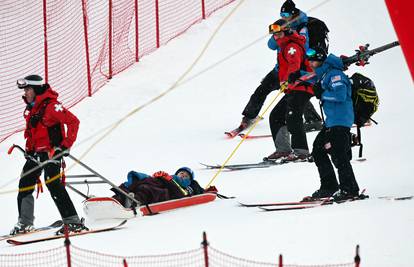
340, 55, 349, 71
288, 70, 301, 84
279, 81, 288, 91
313, 82, 323, 99
24, 150, 36, 161
152, 171, 172, 181
54, 146, 70, 158
185, 186, 194, 196
205, 185, 218, 193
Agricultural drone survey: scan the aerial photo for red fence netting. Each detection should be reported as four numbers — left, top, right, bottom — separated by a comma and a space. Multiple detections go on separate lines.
0, 0, 235, 143
0, 243, 357, 267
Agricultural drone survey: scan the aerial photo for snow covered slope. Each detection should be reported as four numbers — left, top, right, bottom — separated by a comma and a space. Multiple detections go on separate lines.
1, 0, 413, 266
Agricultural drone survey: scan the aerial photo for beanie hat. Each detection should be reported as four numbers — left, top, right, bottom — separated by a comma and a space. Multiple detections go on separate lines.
280, 0, 299, 17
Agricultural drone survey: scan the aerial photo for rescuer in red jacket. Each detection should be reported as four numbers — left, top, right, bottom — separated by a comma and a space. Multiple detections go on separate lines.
11, 75, 87, 235
264, 19, 314, 162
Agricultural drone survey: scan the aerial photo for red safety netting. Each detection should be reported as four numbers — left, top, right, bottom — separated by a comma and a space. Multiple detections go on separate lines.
0, 0, 236, 143
0, 246, 67, 267
0, 243, 357, 267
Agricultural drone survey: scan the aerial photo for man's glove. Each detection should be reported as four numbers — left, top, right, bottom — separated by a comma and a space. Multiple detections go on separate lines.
313, 82, 323, 99
152, 171, 172, 181
288, 70, 301, 84
24, 150, 36, 162
205, 186, 218, 193
54, 146, 70, 158
185, 186, 194, 195
340, 55, 349, 71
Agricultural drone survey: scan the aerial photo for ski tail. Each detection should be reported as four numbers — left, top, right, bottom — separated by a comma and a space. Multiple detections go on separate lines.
0, 220, 63, 242
7, 220, 127, 246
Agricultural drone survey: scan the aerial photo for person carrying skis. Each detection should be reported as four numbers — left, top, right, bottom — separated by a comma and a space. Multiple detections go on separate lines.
307, 47, 361, 201
264, 19, 314, 161
239, 0, 322, 132
111, 167, 205, 208
11, 75, 87, 235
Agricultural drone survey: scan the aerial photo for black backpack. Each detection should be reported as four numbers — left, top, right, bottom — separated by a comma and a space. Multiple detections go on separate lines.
350, 72, 379, 157
298, 17, 329, 53
350, 73, 379, 127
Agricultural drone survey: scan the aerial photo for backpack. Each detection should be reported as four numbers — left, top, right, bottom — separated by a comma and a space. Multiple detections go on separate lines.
349, 72, 379, 157
350, 73, 379, 127
298, 17, 330, 53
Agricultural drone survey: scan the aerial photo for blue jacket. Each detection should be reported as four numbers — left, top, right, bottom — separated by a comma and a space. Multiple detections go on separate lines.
125, 171, 191, 189
314, 54, 354, 128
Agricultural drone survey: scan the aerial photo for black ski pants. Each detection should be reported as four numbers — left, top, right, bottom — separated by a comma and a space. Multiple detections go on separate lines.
312, 126, 359, 193
242, 69, 321, 123
17, 152, 78, 224
269, 91, 312, 152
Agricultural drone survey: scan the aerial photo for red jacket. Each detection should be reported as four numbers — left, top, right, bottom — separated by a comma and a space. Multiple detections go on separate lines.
274, 32, 313, 94
24, 87, 79, 153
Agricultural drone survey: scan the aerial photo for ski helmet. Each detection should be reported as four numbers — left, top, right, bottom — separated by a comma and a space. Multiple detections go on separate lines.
175, 167, 194, 180
17, 74, 47, 95
306, 46, 327, 62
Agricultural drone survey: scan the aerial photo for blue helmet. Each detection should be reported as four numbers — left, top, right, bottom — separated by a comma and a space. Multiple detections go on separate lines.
175, 167, 194, 180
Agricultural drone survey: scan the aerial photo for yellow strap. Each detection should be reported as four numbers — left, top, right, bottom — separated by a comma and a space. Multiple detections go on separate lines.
204, 83, 287, 189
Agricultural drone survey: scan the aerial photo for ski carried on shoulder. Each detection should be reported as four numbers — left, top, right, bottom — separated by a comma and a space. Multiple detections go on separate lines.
0, 220, 63, 242
7, 220, 126, 246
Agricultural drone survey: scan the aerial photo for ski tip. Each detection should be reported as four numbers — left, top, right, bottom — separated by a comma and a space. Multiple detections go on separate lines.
224, 133, 236, 138
6, 239, 20, 245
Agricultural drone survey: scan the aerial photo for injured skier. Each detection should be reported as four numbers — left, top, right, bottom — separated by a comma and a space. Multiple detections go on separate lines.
111, 167, 205, 207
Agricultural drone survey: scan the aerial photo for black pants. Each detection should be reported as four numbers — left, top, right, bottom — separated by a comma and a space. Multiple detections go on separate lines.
269, 91, 312, 152
17, 152, 78, 224
312, 127, 359, 193
242, 69, 280, 119
242, 69, 321, 123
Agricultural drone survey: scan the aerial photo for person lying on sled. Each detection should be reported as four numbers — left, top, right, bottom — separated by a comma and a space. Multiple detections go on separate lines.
111, 167, 205, 208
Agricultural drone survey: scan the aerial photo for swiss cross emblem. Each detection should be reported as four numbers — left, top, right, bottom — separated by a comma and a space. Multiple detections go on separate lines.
54, 104, 63, 112
288, 47, 297, 55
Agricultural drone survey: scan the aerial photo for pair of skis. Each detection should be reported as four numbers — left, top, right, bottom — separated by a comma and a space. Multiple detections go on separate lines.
4, 220, 126, 246
240, 192, 369, 212
200, 157, 311, 171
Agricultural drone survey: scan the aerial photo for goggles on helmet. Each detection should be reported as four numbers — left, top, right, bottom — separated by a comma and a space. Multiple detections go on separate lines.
16, 78, 43, 89
306, 48, 326, 61
269, 24, 284, 34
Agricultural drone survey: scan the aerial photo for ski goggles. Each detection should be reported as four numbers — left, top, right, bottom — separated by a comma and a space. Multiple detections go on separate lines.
280, 12, 292, 18
306, 48, 326, 61
269, 24, 283, 34
16, 78, 43, 89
